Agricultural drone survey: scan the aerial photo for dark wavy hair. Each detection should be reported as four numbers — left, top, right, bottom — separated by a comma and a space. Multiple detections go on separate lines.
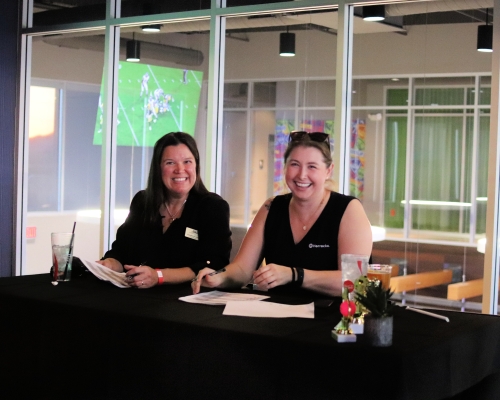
284, 135, 333, 168
144, 132, 208, 224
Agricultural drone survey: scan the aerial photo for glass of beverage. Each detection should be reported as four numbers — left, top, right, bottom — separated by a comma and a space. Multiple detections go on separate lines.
341, 254, 369, 299
367, 264, 392, 290
51, 232, 75, 282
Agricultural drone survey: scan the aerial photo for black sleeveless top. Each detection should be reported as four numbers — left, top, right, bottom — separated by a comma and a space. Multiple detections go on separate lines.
263, 191, 355, 296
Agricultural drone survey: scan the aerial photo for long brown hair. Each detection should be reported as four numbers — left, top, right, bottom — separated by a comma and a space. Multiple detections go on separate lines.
144, 132, 208, 224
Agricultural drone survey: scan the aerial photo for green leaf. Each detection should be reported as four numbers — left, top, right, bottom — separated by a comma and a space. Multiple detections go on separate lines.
355, 281, 395, 318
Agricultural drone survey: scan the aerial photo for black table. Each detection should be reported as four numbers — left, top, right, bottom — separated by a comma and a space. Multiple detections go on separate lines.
1, 273, 500, 400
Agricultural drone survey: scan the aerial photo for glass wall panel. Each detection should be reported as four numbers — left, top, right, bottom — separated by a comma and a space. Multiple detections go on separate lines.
222, 8, 337, 255
351, 3, 490, 312
27, 31, 105, 274
112, 23, 209, 233
33, 0, 107, 26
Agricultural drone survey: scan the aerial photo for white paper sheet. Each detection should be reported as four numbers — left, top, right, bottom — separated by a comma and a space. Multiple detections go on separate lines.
80, 259, 130, 288
223, 301, 315, 319
178, 290, 269, 305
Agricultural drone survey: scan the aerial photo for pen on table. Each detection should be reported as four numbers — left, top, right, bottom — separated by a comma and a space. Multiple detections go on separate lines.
406, 306, 450, 323
191, 265, 226, 283
207, 267, 226, 277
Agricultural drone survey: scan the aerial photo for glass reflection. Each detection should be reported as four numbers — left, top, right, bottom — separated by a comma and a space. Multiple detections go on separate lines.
27, 31, 105, 274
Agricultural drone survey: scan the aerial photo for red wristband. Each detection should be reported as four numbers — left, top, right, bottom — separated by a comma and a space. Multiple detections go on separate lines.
156, 269, 164, 285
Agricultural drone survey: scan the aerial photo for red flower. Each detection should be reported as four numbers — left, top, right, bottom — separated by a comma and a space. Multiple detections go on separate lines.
340, 300, 357, 317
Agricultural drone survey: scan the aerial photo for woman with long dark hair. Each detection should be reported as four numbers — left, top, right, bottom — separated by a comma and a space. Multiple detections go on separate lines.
99, 132, 232, 288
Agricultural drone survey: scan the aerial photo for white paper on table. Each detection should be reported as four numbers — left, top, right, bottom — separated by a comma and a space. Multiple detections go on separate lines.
80, 259, 130, 288
223, 300, 315, 319
179, 290, 269, 306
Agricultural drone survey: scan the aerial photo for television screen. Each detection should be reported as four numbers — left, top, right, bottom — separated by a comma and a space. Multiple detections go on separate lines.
94, 62, 203, 146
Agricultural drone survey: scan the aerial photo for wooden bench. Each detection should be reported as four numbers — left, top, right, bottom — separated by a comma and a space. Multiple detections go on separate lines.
447, 279, 484, 300
390, 270, 453, 293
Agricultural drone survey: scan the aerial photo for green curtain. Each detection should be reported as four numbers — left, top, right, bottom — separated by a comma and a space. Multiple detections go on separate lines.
412, 116, 464, 232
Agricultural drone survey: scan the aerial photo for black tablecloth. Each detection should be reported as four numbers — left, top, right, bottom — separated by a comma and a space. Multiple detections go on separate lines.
1, 273, 500, 400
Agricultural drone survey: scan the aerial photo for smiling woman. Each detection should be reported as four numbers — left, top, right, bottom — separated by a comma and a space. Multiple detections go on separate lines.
98, 132, 232, 288
193, 131, 372, 298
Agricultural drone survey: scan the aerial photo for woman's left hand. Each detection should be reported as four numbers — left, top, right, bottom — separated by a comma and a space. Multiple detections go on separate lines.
252, 263, 293, 290
124, 264, 157, 288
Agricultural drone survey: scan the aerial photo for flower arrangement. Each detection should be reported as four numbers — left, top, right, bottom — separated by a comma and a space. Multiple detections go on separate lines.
334, 286, 357, 335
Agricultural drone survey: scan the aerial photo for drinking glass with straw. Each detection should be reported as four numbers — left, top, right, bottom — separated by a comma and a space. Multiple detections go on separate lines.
51, 222, 76, 283
62, 222, 76, 281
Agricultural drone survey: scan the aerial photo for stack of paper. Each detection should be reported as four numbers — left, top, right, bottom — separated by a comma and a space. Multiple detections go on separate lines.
179, 291, 315, 318
80, 259, 130, 288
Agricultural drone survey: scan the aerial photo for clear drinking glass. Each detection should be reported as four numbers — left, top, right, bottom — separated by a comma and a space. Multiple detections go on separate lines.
51, 232, 75, 281
341, 254, 369, 299
367, 264, 392, 290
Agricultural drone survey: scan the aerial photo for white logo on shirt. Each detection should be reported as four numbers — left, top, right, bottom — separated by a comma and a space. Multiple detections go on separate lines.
309, 243, 330, 248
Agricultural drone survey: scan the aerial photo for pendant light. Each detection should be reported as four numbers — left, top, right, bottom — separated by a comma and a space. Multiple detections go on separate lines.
280, 27, 295, 57
142, 24, 162, 33
362, 5, 385, 22
126, 33, 141, 62
477, 9, 493, 53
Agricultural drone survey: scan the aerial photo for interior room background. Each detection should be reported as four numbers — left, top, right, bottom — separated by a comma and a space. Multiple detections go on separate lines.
14, 0, 500, 313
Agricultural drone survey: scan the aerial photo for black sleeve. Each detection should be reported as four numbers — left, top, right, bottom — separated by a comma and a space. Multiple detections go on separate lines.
185, 194, 232, 274
102, 191, 146, 266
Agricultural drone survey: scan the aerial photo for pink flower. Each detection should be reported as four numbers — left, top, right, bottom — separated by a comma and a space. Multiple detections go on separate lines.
340, 300, 357, 317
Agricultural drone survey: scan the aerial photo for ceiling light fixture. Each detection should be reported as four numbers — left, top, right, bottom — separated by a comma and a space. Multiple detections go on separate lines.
126, 33, 140, 62
142, 24, 162, 33
280, 27, 295, 57
362, 5, 385, 22
477, 8, 493, 53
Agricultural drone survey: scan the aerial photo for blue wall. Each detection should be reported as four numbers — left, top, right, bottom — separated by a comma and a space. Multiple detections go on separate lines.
0, 1, 20, 276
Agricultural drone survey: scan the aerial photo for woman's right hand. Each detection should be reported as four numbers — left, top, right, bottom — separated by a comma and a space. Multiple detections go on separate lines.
191, 267, 224, 294
96, 257, 124, 273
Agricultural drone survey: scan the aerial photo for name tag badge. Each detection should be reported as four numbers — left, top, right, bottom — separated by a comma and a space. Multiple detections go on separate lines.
185, 227, 199, 241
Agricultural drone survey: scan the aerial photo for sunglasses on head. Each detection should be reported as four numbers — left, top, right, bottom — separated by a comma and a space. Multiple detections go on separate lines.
289, 130, 330, 144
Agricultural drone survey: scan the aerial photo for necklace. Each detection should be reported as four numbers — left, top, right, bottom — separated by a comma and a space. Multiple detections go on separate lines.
165, 199, 187, 224
295, 191, 328, 231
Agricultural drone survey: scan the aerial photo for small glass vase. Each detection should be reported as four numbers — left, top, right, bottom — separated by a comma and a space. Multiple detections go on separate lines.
364, 315, 393, 347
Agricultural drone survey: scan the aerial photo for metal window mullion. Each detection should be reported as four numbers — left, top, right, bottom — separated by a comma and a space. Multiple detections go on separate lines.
482, 0, 500, 314
58, 88, 65, 212
245, 83, 252, 226
469, 77, 480, 244
100, 1, 120, 256
335, 1, 353, 195
404, 78, 415, 240
380, 87, 390, 226
295, 79, 300, 128
205, 1, 226, 194
16, 31, 32, 276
